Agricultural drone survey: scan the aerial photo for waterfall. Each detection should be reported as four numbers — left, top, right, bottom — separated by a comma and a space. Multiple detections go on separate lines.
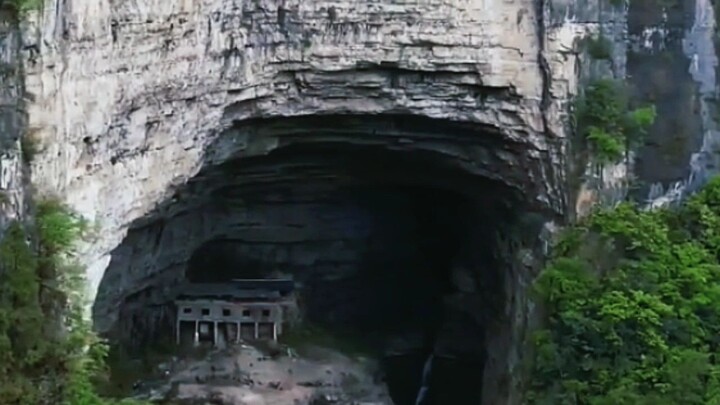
414, 354, 434, 405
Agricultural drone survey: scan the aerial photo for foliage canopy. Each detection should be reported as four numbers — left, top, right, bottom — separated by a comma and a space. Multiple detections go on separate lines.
0, 200, 145, 405
528, 177, 720, 404
576, 79, 656, 165
3, 0, 41, 12
583, 35, 613, 60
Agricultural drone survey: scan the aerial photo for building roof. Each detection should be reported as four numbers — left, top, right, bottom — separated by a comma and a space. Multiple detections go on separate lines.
174, 279, 294, 301
228, 279, 295, 294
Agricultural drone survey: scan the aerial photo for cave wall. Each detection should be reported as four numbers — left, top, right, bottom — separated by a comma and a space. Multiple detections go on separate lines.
100, 153, 531, 403
96, 187, 388, 333
103, 184, 468, 339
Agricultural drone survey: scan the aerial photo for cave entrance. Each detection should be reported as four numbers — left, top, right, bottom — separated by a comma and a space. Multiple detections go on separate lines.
96, 139, 525, 405
183, 185, 476, 403
186, 185, 464, 330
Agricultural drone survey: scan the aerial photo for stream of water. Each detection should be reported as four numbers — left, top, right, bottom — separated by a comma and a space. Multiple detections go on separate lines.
414, 354, 434, 405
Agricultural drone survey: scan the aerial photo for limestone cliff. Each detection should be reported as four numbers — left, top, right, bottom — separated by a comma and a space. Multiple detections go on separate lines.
0, 0, 715, 404
20, 0, 582, 294
14, 3, 587, 402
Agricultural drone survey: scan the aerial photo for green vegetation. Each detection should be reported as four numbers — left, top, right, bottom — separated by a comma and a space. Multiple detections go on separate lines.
527, 176, 720, 404
576, 79, 656, 165
3, 0, 42, 12
0, 199, 146, 405
20, 132, 40, 163
583, 35, 613, 60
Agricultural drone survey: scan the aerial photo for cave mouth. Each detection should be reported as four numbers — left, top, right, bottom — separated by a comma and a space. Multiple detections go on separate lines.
96, 137, 525, 404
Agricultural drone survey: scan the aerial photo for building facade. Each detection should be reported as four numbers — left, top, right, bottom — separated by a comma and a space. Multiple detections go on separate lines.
174, 279, 296, 347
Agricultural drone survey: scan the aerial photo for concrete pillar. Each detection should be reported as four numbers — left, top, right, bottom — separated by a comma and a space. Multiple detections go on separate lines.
176, 320, 180, 345
254, 322, 259, 339
213, 322, 218, 347
193, 321, 199, 347
272, 322, 277, 341
236, 322, 240, 343
275, 307, 283, 336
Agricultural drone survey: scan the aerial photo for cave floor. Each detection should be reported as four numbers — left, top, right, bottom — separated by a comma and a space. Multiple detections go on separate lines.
128, 342, 392, 405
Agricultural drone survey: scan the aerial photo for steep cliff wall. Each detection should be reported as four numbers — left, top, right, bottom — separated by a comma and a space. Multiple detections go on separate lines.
14, 4, 583, 403
21, 0, 576, 298
628, 0, 720, 205
9, 0, 716, 403
0, 6, 27, 230
7, 0, 618, 403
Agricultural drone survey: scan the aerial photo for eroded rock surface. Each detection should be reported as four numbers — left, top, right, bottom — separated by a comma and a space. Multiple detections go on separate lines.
21, 0, 588, 296
16, 0, 624, 404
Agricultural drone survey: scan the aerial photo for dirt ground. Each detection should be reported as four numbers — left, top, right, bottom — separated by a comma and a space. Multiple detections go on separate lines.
131, 342, 394, 405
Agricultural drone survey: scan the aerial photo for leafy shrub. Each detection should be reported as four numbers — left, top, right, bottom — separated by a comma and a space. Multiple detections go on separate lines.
3, 0, 42, 12
527, 177, 720, 404
0, 199, 147, 405
20, 135, 39, 163
576, 79, 656, 164
584, 35, 613, 60
0, 223, 43, 404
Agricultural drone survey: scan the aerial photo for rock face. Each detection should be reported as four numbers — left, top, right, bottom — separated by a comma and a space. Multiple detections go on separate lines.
628, 0, 720, 205
19, 3, 588, 401
12, 0, 716, 403
22, 0, 578, 294
0, 7, 28, 231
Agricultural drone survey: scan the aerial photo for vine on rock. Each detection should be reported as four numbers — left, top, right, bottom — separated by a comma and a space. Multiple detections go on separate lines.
527, 176, 720, 404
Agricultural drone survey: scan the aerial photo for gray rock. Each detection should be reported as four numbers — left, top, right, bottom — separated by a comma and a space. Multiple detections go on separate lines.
9, 1, 710, 405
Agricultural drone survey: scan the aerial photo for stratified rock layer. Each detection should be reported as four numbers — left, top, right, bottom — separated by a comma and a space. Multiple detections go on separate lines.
18, 0, 622, 404
22, 0, 584, 291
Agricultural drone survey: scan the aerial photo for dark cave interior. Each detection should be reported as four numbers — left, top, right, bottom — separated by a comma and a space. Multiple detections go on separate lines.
95, 122, 529, 405
185, 185, 483, 404
186, 185, 464, 330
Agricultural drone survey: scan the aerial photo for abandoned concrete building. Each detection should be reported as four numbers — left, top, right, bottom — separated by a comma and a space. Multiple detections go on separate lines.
175, 279, 296, 347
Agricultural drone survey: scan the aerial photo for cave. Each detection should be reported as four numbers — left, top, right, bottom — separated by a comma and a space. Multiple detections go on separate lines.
93, 115, 551, 404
